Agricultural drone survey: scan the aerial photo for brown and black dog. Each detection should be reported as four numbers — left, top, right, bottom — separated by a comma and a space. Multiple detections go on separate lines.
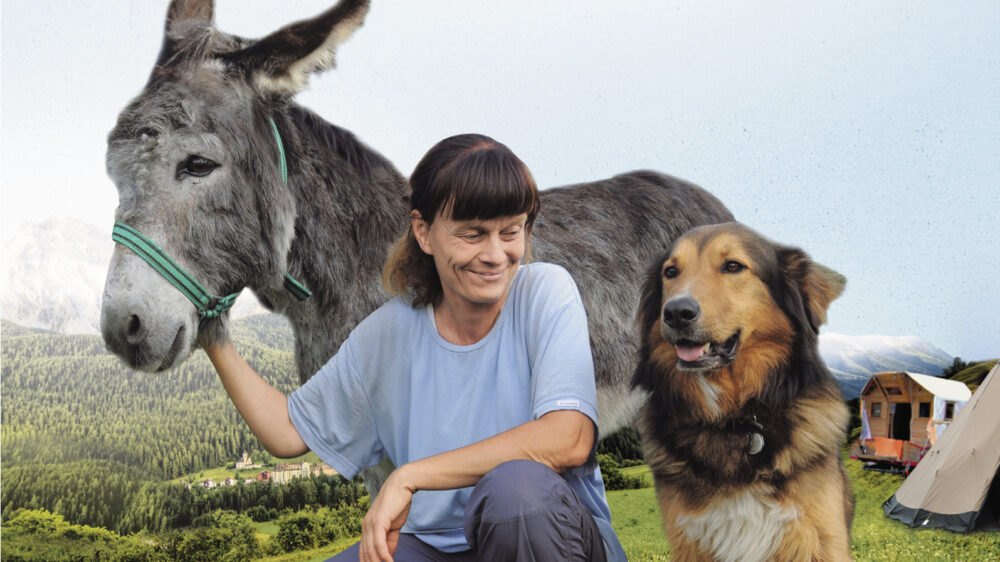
632, 222, 854, 562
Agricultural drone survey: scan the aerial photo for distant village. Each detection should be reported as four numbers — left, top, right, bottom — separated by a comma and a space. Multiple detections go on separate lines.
185, 452, 339, 490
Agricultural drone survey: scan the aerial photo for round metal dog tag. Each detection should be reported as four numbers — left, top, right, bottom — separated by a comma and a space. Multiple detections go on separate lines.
747, 432, 765, 455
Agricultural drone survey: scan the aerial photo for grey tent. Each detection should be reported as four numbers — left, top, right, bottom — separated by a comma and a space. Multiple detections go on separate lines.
884, 362, 1000, 532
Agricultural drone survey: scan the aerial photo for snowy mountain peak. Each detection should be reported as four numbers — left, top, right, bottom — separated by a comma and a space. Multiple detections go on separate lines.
1, 216, 265, 334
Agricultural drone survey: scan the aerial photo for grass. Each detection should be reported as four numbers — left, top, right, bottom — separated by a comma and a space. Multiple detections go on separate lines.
256, 536, 358, 562
845, 458, 1000, 561
249, 458, 1000, 561
608, 486, 671, 560
621, 463, 655, 487
607, 457, 1000, 561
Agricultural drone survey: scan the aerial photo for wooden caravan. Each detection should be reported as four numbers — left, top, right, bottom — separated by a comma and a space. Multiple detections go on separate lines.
851, 371, 972, 468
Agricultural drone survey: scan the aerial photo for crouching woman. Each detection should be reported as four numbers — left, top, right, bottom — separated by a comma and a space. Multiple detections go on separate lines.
206, 133, 626, 561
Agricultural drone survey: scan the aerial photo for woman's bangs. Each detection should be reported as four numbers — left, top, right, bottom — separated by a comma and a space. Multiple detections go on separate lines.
441, 150, 538, 222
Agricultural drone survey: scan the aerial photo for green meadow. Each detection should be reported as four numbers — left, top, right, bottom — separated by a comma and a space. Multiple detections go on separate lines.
249, 460, 1000, 561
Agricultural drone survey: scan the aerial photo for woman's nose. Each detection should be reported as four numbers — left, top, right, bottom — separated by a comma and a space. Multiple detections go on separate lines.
479, 235, 505, 263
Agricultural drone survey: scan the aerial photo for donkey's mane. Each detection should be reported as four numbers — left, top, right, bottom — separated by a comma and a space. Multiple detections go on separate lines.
285, 105, 396, 182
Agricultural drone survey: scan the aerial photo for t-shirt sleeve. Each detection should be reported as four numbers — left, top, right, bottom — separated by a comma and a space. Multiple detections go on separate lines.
526, 266, 599, 427
287, 336, 385, 480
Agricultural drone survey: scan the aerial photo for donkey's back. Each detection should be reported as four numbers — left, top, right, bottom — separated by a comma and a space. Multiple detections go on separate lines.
534, 171, 733, 432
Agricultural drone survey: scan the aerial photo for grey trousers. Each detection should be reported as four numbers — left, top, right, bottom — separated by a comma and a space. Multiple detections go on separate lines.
329, 460, 609, 561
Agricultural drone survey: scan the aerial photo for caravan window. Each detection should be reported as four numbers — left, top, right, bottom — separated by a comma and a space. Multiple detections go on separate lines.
919, 402, 931, 418
944, 402, 955, 420
871, 402, 882, 418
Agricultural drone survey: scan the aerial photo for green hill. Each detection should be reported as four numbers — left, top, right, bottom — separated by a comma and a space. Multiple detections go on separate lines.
948, 359, 998, 391
1, 316, 299, 479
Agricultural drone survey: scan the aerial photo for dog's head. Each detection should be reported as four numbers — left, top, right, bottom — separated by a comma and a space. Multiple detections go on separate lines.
634, 222, 845, 412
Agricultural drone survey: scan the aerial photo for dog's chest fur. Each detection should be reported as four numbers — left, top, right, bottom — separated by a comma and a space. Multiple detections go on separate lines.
677, 488, 798, 562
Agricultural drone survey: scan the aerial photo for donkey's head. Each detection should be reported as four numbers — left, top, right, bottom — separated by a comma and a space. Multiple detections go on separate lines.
102, 0, 369, 371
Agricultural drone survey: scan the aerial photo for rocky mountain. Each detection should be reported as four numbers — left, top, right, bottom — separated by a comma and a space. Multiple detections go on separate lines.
1, 217, 266, 334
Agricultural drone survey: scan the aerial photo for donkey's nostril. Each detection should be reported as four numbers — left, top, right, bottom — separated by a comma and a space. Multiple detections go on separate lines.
127, 315, 142, 340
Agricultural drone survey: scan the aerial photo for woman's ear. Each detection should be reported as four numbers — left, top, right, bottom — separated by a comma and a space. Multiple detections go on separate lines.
412, 210, 433, 255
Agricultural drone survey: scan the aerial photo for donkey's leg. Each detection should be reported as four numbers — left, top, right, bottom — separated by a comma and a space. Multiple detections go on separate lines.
359, 456, 396, 497
595, 383, 647, 439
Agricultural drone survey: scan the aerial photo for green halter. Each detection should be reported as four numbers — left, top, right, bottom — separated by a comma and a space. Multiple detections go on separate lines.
112, 117, 311, 326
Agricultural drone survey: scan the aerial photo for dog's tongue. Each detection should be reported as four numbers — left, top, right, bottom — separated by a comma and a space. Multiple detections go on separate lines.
675, 343, 709, 362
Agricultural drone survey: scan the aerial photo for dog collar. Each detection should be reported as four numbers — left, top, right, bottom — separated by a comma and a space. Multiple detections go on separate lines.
746, 415, 765, 455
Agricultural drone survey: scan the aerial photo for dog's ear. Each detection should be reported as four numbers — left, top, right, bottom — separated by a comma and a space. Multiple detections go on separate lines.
632, 251, 671, 391
638, 253, 668, 333
778, 248, 846, 332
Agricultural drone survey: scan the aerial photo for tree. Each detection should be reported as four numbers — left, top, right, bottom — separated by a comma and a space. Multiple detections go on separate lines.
942, 357, 968, 378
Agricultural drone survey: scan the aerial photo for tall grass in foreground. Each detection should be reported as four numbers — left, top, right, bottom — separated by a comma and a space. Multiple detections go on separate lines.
604, 461, 1000, 561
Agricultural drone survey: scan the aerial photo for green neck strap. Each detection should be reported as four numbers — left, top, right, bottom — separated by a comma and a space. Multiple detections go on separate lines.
111, 116, 311, 326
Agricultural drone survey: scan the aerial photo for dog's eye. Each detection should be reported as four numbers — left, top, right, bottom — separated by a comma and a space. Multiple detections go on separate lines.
722, 260, 746, 274
663, 266, 679, 279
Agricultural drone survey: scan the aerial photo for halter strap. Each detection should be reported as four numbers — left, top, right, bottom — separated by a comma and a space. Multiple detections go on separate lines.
110, 115, 311, 326
111, 222, 242, 324
268, 116, 312, 301
270, 117, 288, 185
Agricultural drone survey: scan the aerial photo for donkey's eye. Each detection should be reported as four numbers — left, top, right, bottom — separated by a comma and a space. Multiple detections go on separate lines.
663, 265, 679, 279
723, 260, 746, 274
177, 155, 218, 179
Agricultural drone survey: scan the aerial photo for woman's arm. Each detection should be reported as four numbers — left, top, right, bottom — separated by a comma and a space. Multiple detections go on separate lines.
362, 409, 594, 561
402, 409, 594, 488
205, 341, 309, 458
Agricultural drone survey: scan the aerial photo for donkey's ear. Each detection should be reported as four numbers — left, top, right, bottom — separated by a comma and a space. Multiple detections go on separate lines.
165, 0, 214, 34
225, 0, 370, 96
778, 248, 846, 332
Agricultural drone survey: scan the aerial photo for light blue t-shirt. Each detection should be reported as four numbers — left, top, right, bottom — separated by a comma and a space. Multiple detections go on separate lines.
287, 263, 617, 554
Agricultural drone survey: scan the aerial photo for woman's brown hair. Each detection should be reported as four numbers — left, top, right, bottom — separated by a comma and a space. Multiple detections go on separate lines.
382, 134, 540, 306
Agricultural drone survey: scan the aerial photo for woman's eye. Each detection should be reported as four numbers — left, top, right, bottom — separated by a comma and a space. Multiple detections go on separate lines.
177, 155, 218, 179
723, 260, 746, 274
663, 266, 679, 279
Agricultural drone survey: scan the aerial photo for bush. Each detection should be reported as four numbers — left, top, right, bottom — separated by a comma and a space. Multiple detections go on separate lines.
246, 505, 277, 522
599, 454, 645, 491
161, 510, 261, 562
271, 503, 365, 554
274, 512, 318, 552
1, 508, 165, 561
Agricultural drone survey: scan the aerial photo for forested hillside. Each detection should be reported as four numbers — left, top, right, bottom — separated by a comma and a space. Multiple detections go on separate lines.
0, 316, 374, 535
1, 317, 298, 479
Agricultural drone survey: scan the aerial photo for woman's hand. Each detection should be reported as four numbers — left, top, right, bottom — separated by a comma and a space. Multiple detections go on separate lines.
361, 466, 416, 561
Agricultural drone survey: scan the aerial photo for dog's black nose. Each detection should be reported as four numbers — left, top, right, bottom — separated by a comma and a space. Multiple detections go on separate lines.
663, 296, 700, 330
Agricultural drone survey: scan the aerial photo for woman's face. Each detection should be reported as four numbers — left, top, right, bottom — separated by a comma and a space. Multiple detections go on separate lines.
414, 211, 528, 314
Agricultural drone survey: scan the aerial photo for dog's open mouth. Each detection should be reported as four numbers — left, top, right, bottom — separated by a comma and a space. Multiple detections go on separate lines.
673, 331, 740, 371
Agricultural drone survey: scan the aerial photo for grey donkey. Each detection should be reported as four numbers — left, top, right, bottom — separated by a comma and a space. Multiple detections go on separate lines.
100, 0, 734, 493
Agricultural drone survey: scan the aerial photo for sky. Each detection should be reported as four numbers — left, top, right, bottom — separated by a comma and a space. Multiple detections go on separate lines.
1, 0, 997, 360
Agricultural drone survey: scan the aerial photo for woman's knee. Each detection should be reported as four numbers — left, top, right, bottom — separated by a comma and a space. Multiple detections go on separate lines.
463, 461, 603, 560
470, 460, 566, 517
